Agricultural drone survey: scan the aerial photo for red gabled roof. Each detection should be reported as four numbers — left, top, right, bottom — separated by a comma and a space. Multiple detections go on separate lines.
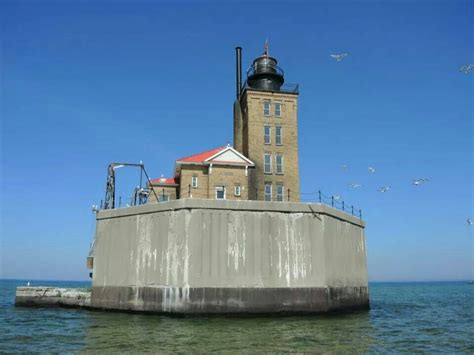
176, 146, 227, 164
150, 176, 178, 185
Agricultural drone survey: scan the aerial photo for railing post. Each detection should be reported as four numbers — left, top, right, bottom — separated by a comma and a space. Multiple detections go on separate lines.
342, 201, 345, 211
287, 189, 290, 202
359, 209, 362, 219
318, 190, 322, 203
162, 188, 165, 201
188, 184, 191, 198
256, 188, 258, 200
100, 199, 103, 209
331, 196, 334, 207
351, 205, 354, 215
119, 196, 121, 207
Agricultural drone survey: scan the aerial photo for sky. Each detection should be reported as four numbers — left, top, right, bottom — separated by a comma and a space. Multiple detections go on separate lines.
1, 0, 472, 281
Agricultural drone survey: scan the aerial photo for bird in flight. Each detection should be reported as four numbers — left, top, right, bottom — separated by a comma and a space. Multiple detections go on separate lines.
333, 195, 341, 200
467, 218, 473, 225
413, 178, 429, 186
341, 164, 348, 170
459, 64, 474, 74
351, 183, 362, 188
330, 53, 349, 62
368, 166, 376, 173
378, 186, 391, 193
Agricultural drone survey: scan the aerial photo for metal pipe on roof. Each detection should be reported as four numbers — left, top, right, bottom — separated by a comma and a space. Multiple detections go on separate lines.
235, 46, 242, 100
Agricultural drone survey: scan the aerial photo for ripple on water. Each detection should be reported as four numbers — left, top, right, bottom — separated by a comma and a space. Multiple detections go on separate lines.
1, 281, 473, 352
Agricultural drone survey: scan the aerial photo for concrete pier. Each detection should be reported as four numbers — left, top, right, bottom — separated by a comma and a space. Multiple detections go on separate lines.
15, 287, 91, 308
89, 199, 369, 314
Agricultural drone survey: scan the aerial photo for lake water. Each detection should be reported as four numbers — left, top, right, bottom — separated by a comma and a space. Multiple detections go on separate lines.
1, 280, 473, 352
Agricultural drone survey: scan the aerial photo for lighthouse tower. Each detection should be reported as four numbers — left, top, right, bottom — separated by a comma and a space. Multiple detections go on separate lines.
234, 43, 300, 202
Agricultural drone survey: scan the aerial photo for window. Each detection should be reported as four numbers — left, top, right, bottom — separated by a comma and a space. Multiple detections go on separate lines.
158, 194, 169, 202
215, 186, 226, 200
264, 184, 272, 201
263, 101, 271, 116
275, 126, 282, 145
276, 185, 284, 202
276, 154, 284, 175
191, 175, 198, 188
264, 126, 271, 145
234, 185, 241, 196
264, 154, 272, 174
275, 102, 281, 117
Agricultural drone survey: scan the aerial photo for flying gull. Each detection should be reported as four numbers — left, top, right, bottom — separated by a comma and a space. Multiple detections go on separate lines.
460, 64, 474, 74
413, 178, 429, 186
330, 53, 349, 62
378, 186, 391, 193
351, 183, 362, 188
467, 218, 473, 225
368, 166, 376, 173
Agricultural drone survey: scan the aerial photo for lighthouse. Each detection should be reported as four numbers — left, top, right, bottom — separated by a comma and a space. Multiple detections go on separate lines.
234, 43, 300, 202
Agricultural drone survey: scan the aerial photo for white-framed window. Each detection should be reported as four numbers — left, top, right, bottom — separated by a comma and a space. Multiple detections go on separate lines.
264, 154, 272, 174
276, 185, 284, 202
275, 126, 282, 145
158, 194, 170, 202
264, 183, 272, 201
191, 175, 198, 188
215, 186, 226, 200
275, 102, 281, 117
276, 154, 284, 175
234, 185, 241, 196
264, 126, 271, 145
263, 101, 271, 116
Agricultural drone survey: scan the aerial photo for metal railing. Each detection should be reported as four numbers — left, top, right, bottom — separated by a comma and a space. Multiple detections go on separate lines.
180, 186, 362, 220
240, 80, 299, 94
100, 188, 362, 220
300, 190, 362, 219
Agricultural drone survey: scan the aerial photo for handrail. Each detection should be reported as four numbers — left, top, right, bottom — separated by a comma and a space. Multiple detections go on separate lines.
239, 81, 299, 95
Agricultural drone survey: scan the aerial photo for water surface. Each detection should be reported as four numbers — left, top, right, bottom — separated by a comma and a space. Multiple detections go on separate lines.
1, 280, 473, 352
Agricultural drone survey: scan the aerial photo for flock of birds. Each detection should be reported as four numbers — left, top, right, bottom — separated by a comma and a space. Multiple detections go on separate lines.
339, 165, 472, 225
330, 53, 474, 76
342, 164, 429, 193
330, 54, 472, 225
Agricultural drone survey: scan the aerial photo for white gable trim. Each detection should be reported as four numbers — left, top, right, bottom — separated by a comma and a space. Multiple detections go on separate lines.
204, 146, 255, 166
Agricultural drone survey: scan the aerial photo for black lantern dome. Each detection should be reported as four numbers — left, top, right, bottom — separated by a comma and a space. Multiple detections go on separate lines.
246, 43, 284, 91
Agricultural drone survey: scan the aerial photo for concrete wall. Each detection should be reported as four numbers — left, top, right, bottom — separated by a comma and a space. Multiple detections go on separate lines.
16, 287, 91, 308
90, 199, 368, 314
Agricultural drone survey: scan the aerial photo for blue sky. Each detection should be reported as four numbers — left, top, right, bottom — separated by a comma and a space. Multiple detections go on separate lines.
1, 0, 472, 281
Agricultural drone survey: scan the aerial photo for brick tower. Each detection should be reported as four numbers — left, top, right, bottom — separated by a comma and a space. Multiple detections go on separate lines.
234, 44, 300, 202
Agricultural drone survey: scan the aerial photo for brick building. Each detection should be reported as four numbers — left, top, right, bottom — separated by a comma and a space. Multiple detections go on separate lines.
149, 44, 300, 203
148, 145, 255, 203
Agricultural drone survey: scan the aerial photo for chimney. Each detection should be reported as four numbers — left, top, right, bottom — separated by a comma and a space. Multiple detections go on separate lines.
235, 46, 242, 100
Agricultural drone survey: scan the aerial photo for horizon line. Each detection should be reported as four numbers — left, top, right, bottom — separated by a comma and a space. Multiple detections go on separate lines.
1, 277, 472, 283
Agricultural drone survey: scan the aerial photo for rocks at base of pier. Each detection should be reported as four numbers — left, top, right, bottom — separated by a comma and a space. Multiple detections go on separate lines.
15, 287, 91, 308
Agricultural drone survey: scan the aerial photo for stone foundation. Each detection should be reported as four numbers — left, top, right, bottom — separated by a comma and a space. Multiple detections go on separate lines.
91, 286, 369, 314
15, 287, 91, 308
90, 199, 369, 314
